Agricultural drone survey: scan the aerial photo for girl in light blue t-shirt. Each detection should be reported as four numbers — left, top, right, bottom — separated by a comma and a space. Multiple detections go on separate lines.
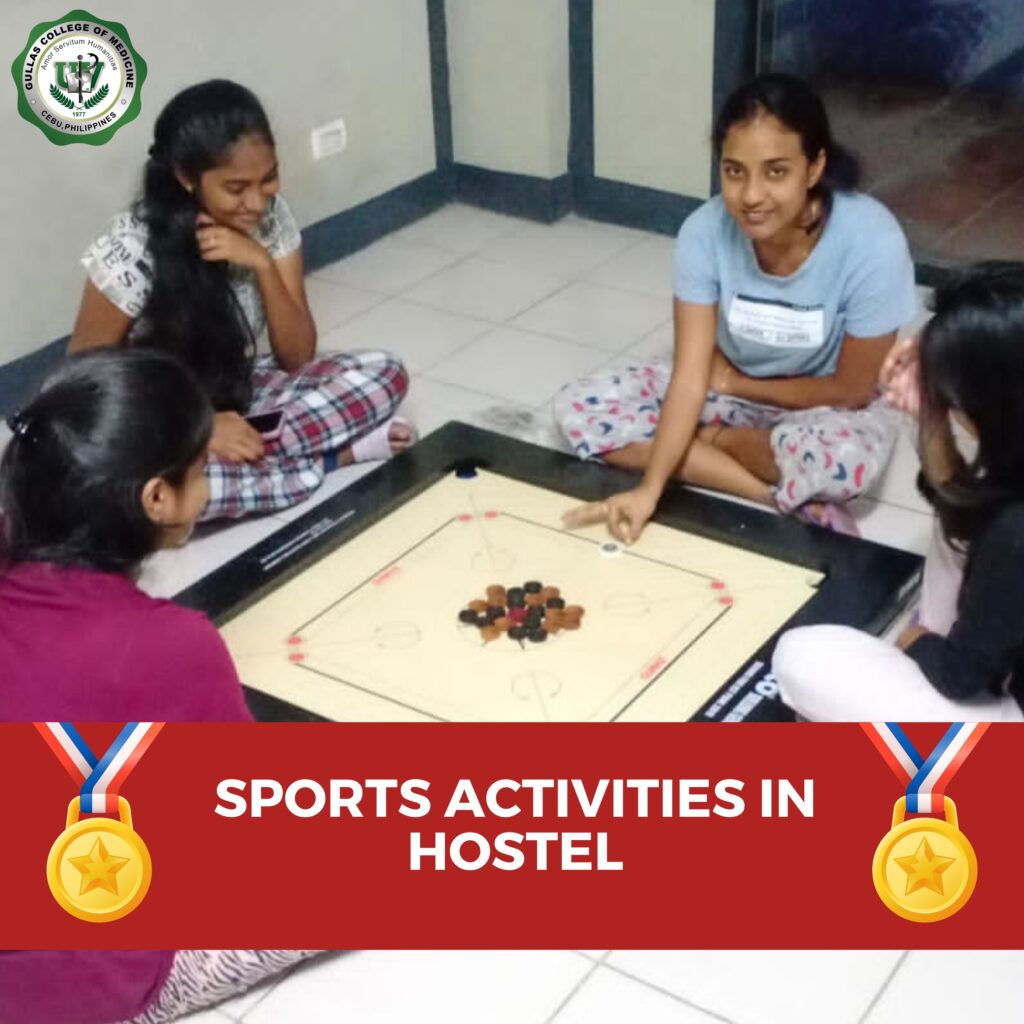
558, 74, 918, 538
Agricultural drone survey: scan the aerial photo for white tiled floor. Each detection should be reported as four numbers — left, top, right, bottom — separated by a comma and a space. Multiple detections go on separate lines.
188, 948, 1024, 1023
139, 204, 994, 1022
144, 204, 934, 601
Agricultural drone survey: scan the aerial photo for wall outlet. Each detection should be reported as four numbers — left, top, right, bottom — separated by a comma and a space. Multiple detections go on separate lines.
311, 118, 347, 159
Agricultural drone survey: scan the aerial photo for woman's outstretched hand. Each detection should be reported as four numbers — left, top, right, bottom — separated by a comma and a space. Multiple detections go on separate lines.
879, 336, 921, 416
562, 485, 659, 544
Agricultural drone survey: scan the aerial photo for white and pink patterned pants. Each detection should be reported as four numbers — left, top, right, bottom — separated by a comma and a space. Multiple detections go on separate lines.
553, 359, 897, 511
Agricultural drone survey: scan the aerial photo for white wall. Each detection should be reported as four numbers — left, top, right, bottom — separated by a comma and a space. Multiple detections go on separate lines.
593, 0, 715, 199
1, 0, 436, 363
446, 0, 570, 179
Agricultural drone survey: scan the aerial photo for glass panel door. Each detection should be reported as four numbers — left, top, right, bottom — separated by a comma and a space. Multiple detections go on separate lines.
762, 0, 1024, 268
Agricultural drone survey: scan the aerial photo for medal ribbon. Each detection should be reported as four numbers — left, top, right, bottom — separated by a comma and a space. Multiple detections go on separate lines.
35, 722, 164, 813
862, 722, 988, 813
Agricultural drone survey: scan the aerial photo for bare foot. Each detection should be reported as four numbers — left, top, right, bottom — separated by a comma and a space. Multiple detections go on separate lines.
336, 417, 418, 466
795, 501, 860, 536
388, 418, 414, 454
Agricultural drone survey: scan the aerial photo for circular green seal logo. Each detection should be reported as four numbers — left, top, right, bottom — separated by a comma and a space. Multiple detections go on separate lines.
11, 9, 147, 146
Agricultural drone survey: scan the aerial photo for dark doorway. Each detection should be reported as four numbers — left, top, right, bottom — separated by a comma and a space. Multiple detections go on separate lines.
761, 0, 1024, 269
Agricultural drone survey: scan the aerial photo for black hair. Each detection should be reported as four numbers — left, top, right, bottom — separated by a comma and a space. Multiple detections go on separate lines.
712, 73, 860, 210
0, 349, 213, 574
917, 262, 1024, 546
135, 79, 274, 411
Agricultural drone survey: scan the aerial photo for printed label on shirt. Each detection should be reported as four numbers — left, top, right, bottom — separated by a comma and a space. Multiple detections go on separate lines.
727, 295, 825, 350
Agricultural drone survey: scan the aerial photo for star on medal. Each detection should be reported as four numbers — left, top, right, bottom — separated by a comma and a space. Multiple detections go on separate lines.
47, 797, 153, 923
872, 797, 977, 923
69, 836, 131, 897
894, 837, 956, 897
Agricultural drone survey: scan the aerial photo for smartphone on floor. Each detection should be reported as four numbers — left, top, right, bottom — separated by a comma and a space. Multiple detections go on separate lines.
244, 409, 285, 441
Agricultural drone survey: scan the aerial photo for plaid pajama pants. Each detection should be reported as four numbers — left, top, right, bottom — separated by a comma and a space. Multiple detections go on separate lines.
202, 349, 409, 521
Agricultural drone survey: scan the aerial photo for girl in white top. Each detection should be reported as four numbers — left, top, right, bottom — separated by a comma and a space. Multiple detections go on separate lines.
71, 79, 413, 520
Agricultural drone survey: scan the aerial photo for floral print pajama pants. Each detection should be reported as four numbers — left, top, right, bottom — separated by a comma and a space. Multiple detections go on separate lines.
553, 359, 897, 511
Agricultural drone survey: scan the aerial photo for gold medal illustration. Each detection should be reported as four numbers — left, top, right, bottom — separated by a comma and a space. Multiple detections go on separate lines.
47, 796, 152, 923
872, 796, 976, 923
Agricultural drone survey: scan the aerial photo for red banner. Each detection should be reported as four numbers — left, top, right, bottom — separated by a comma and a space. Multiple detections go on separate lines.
3, 723, 1020, 949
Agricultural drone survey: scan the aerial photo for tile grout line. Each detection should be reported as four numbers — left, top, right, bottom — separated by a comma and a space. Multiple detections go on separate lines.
597, 961, 742, 1024
316, 245, 471, 299
407, 328, 499, 377
321, 235, 672, 352
575, 234, 658, 285
416, 372, 535, 410
393, 219, 525, 257
855, 950, 910, 1024
322, 300, 498, 379
394, 256, 571, 321
231, 954, 333, 1023
541, 956, 604, 1024
569, 950, 613, 964
508, 318, 673, 357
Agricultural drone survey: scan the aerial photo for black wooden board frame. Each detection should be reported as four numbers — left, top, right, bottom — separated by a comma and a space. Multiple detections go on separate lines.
177, 423, 923, 723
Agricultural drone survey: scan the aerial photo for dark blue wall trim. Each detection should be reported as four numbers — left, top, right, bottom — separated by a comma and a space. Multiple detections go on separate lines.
302, 170, 449, 272
575, 178, 702, 237
426, 0, 454, 190
568, 0, 594, 181
711, 0, 759, 194
567, 0, 757, 236
0, 336, 67, 417
454, 165, 572, 223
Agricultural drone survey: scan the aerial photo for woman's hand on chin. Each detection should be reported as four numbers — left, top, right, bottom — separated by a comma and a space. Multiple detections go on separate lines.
195, 212, 271, 272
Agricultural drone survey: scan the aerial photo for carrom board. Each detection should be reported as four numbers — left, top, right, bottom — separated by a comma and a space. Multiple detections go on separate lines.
178, 423, 923, 723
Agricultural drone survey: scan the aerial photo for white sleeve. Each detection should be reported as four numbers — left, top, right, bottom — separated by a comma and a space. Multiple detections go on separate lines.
79, 212, 153, 318
263, 195, 302, 259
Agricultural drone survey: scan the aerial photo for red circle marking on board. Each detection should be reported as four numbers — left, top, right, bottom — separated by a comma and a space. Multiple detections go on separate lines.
288, 653, 306, 663
718, 596, 734, 606
287, 636, 303, 646
458, 514, 473, 523
711, 581, 726, 590
484, 510, 499, 519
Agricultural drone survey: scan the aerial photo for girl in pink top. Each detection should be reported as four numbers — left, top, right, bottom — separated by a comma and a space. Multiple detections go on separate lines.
0, 349, 318, 1023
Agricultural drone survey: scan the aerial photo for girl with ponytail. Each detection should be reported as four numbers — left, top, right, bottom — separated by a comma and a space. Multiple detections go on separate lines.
558, 73, 919, 538
70, 79, 412, 521
0, 353, 334, 1022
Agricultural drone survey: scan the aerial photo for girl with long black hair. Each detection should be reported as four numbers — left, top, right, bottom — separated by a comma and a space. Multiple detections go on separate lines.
70, 79, 412, 520
558, 73, 919, 537
0, 347, 247, 719
0, 349, 327, 1022
774, 263, 1024, 720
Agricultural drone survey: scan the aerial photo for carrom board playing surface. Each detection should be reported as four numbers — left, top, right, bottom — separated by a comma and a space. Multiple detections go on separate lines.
218, 469, 822, 722
179, 423, 923, 723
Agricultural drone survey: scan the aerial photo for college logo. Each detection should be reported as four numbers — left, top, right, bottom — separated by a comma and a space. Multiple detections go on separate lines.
11, 9, 147, 146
